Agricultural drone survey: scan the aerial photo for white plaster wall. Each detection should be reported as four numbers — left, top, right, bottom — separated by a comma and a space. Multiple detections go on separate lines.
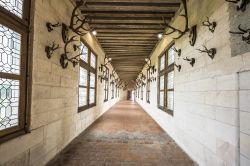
136, 1, 250, 166
0, 0, 125, 165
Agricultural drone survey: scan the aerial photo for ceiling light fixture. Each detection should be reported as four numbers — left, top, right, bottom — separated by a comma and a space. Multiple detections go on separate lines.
92, 30, 97, 36
158, 33, 163, 39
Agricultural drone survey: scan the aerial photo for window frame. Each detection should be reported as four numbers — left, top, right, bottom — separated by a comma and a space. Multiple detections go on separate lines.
111, 81, 114, 99
78, 42, 97, 112
141, 85, 143, 100
0, 0, 31, 142
104, 66, 109, 102
157, 42, 175, 116
146, 68, 150, 103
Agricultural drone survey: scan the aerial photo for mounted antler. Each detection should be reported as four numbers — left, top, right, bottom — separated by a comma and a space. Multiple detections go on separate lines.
183, 57, 195, 67
172, 47, 181, 57
60, 36, 78, 69
46, 22, 61, 32
110, 69, 116, 79
202, 17, 216, 33
230, 24, 250, 44
197, 45, 217, 59
45, 41, 59, 59
175, 63, 182, 72
225, 0, 249, 12
161, 0, 189, 39
69, 0, 93, 36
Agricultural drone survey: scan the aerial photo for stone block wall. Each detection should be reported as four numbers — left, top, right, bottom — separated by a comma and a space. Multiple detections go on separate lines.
0, 0, 125, 165
136, 1, 250, 166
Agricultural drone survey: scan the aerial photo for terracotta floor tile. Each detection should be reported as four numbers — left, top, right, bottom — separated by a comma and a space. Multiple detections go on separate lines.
47, 101, 195, 166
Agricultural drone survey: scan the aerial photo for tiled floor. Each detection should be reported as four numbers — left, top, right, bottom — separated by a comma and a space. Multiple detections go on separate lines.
47, 101, 195, 166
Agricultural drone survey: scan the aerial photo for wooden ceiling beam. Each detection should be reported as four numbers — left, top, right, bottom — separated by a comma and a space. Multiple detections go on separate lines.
80, 6, 179, 12
85, 1, 180, 7
91, 23, 164, 29
98, 36, 157, 40
80, 0, 181, 83
86, 0, 181, 3
96, 33, 157, 37
85, 13, 174, 18
89, 19, 167, 24
100, 37, 157, 40
101, 43, 155, 46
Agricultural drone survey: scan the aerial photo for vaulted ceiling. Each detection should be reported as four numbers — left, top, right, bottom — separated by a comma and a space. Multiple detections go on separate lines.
79, 0, 182, 83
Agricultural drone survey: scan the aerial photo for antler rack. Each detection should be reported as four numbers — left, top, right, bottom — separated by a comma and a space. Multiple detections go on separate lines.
60, 36, 78, 69
197, 45, 217, 59
69, 0, 93, 36
229, 24, 250, 44
161, 0, 189, 39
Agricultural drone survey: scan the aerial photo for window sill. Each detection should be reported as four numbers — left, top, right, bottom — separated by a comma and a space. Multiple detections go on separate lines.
158, 107, 173, 116
0, 128, 28, 144
78, 104, 96, 113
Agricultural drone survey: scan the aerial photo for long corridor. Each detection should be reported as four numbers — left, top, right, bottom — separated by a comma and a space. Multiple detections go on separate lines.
48, 101, 195, 166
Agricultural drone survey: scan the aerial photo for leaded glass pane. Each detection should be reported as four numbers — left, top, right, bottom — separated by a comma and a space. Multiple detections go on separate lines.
160, 55, 165, 71
167, 91, 174, 110
167, 71, 174, 89
160, 76, 164, 90
0, 24, 21, 75
168, 47, 175, 65
89, 89, 95, 104
79, 67, 87, 86
0, 78, 19, 131
79, 87, 87, 107
90, 72, 95, 88
0, 0, 23, 18
159, 91, 164, 107
80, 42, 88, 63
90, 52, 96, 68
